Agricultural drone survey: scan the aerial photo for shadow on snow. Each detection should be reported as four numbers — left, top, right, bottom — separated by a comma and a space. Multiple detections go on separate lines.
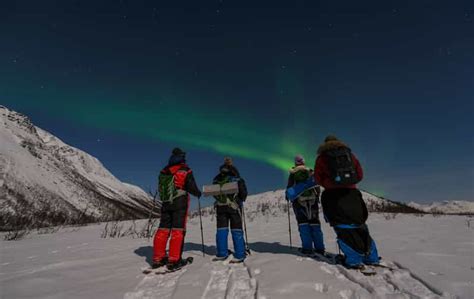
134, 241, 307, 266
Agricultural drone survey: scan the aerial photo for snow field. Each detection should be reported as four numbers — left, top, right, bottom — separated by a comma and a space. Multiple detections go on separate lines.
1, 205, 472, 298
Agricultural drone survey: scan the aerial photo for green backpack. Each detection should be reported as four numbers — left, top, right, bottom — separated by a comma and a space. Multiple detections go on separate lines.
158, 172, 186, 203
214, 176, 238, 206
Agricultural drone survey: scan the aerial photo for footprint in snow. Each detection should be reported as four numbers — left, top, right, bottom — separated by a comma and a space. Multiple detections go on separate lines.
314, 282, 329, 293
320, 264, 335, 275
339, 289, 354, 299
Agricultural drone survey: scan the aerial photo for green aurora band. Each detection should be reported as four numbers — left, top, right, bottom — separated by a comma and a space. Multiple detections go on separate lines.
7, 91, 316, 172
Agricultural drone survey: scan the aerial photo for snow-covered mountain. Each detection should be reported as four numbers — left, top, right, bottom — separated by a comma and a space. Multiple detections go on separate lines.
196, 189, 424, 218
408, 200, 474, 215
0, 106, 157, 230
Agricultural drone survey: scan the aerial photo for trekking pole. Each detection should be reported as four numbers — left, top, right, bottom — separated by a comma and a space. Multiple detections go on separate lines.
241, 204, 251, 255
197, 196, 205, 257
287, 199, 293, 249
147, 189, 159, 241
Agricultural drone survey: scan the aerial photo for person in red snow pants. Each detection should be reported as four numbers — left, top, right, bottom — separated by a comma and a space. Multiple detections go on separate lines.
152, 148, 201, 269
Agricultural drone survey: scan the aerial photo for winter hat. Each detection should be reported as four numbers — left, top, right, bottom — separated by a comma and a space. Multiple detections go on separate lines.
294, 155, 305, 166
324, 135, 339, 143
224, 157, 233, 166
172, 147, 186, 156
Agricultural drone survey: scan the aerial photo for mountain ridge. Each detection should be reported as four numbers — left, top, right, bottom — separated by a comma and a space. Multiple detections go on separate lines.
0, 106, 158, 230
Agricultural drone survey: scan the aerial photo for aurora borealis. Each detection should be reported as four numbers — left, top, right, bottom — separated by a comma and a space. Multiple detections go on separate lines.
1, 1, 473, 203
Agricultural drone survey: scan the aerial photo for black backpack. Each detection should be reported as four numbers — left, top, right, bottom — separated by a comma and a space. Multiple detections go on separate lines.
326, 147, 360, 185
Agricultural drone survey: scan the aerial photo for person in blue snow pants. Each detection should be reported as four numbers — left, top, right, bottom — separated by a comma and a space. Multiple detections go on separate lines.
287, 155, 325, 255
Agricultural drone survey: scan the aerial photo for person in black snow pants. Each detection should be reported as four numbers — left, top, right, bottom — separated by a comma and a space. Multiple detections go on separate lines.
287, 155, 325, 255
213, 157, 248, 263
315, 135, 380, 269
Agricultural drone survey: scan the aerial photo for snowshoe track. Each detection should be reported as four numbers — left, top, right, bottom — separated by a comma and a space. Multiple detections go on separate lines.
318, 258, 454, 299
124, 267, 188, 299
202, 260, 257, 299
127, 256, 454, 299
127, 258, 257, 299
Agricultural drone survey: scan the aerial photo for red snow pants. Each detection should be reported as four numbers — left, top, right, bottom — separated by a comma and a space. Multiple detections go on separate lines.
153, 195, 189, 263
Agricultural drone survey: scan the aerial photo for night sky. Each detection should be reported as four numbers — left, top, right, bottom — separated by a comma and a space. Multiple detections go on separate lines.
1, 1, 473, 206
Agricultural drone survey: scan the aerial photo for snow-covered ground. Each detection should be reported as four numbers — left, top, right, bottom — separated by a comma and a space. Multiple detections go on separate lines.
1, 193, 472, 299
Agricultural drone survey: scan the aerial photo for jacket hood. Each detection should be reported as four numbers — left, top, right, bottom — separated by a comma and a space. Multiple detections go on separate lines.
317, 140, 349, 155
168, 154, 186, 166
219, 164, 240, 177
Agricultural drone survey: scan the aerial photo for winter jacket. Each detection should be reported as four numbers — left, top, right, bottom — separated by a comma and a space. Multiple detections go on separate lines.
314, 140, 363, 190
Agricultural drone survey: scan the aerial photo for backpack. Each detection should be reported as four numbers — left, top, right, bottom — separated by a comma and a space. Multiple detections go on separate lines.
293, 167, 314, 197
326, 147, 360, 185
214, 175, 239, 206
158, 167, 188, 203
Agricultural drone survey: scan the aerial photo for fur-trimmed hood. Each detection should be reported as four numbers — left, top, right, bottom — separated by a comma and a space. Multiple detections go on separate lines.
289, 165, 311, 174
317, 140, 349, 155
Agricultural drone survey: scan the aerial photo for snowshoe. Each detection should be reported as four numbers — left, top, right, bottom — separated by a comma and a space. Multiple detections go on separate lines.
314, 249, 326, 256
212, 249, 233, 262
142, 258, 168, 274
152, 258, 168, 269
229, 258, 244, 264
368, 262, 395, 271
212, 255, 229, 262
298, 248, 316, 257
358, 265, 377, 276
164, 257, 194, 273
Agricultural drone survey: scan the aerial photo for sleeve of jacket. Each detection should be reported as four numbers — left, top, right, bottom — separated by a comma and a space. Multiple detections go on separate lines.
185, 171, 202, 198
351, 154, 364, 182
314, 155, 328, 188
286, 172, 295, 189
237, 178, 248, 201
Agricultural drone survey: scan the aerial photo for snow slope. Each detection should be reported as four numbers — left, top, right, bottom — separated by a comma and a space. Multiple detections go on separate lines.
205, 189, 424, 220
409, 201, 474, 215
0, 106, 156, 230
1, 190, 472, 299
